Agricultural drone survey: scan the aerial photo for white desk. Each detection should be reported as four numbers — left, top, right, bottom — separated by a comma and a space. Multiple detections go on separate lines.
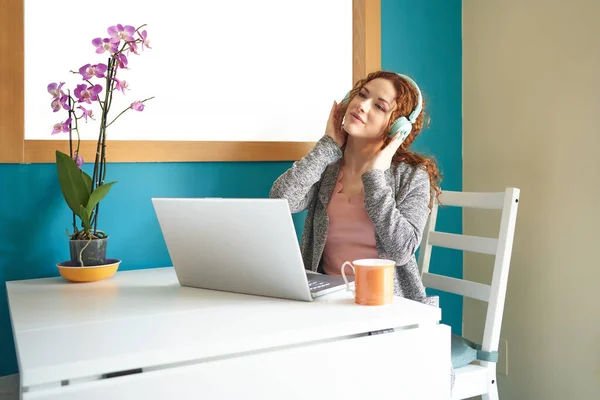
6, 267, 450, 399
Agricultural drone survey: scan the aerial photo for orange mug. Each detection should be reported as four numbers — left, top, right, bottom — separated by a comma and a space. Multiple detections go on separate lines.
341, 259, 395, 306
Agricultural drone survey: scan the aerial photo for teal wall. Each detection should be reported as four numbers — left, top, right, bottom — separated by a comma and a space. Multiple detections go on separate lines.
382, 0, 463, 334
0, 0, 462, 377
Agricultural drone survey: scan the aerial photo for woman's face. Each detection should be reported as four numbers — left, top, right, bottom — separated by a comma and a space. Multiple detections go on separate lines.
343, 78, 397, 140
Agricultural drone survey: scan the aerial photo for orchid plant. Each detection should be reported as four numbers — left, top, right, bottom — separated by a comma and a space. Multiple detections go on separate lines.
50, 23, 153, 242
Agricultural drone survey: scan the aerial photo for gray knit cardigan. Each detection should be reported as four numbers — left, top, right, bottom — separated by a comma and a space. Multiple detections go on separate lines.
269, 135, 438, 307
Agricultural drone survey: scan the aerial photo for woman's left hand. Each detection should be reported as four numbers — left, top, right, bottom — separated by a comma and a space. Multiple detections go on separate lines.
368, 132, 404, 171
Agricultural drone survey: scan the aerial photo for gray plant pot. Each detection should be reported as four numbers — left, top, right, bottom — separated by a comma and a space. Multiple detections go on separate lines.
69, 237, 108, 266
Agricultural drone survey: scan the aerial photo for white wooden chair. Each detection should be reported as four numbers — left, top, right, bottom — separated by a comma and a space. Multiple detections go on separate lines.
417, 188, 520, 400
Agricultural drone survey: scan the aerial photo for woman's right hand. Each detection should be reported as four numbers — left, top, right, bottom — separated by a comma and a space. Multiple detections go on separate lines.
325, 101, 347, 148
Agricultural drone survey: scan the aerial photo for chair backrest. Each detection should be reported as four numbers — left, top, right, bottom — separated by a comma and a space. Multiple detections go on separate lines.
417, 188, 520, 356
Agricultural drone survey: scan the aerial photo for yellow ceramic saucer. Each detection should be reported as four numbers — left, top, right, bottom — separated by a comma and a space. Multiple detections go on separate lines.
57, 259, 121, 283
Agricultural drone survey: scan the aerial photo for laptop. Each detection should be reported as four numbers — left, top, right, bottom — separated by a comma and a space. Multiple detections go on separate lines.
151, 198, 353, 301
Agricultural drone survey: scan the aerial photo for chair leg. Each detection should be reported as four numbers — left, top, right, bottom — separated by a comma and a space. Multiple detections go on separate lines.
482, 382, 499, 400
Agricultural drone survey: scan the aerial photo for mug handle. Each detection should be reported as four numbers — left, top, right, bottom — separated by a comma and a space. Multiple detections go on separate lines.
340, 261, 355, 294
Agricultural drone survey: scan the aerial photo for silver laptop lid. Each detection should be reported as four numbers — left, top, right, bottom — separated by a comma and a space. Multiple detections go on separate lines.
152, 198, 313, 301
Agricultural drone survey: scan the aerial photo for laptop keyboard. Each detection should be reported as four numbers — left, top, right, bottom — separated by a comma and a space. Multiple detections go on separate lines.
306, 272, 352, 294
308, 280, 331, 291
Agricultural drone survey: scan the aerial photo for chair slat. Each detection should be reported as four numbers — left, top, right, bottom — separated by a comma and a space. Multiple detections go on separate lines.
422, 273, 491, 302
439, 191, 505, 209
429, 232, 498, 255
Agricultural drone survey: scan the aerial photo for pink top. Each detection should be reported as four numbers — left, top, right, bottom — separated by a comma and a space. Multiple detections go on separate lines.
322, 169, 379, 276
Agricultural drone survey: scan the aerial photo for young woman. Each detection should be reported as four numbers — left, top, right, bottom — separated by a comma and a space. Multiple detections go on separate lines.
270, 70, 441, 307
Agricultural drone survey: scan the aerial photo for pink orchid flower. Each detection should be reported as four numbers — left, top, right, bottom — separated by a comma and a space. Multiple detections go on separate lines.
108, 24, 135, 42
77, 105, 94, 122
112, 77, 129, 93
50, 95, 70, 112
79, 63, 108, 80
47, 82, 65, 99
74, 84, 103, 104
51, 118, 72, 135
130, 100, 144, 111
139, 30, 151, 50
51, 98, 61, 112
72, 152, 84, 168
116, 53, 128, 69
92, 37, 119, 54
60, 95, 70, 110
127, 41, 140, 55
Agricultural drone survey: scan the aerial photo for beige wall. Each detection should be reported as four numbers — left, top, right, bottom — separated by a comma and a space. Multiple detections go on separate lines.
462, 0, 600, 398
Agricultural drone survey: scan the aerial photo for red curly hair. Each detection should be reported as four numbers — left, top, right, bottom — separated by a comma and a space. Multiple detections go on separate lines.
341, 70, 442, 208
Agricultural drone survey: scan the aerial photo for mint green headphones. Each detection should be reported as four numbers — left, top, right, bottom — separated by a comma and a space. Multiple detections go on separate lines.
342, 73, 423, 142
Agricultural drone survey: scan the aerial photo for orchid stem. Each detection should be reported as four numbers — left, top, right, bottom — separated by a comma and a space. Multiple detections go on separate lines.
67, 93, 77, 235
94, 57, 116, 235
105, 96, 155, 128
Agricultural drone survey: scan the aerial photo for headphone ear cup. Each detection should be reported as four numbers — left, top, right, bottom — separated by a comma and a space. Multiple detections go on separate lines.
389, 117, 412, 140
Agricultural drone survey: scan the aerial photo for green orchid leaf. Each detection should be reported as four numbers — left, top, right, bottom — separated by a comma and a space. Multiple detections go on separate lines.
86, 181, 117, 216
81, 170, 92, 193
79, 205, 91, 232
56, 151, 90, 217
